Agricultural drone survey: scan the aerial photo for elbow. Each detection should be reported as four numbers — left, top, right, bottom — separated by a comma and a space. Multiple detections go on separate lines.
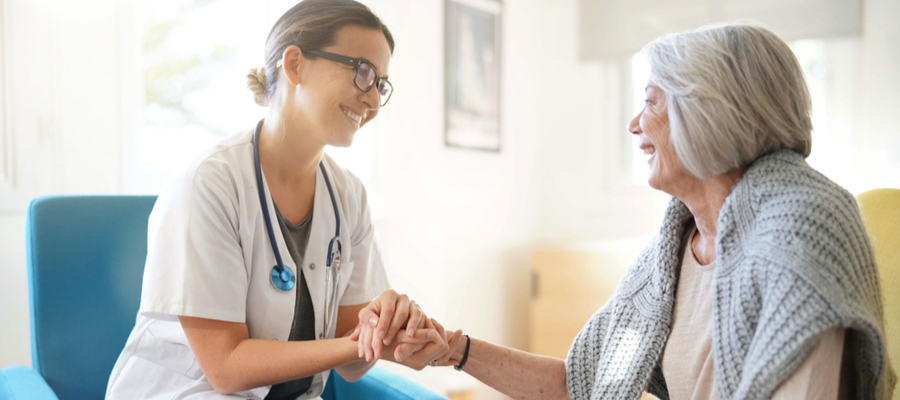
205, 368, 247, 395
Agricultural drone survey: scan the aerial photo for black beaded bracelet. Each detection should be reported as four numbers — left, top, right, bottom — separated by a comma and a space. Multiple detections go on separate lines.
454, 335, 471, 371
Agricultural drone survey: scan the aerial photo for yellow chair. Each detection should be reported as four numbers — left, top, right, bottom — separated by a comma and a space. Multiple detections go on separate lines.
857, 188, 900, 399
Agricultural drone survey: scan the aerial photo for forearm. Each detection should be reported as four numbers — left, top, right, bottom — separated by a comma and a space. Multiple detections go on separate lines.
210, 336, 360, 394
455, 337, 569, 400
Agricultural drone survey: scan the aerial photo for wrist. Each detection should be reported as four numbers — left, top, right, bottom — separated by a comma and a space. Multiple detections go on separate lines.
338, 336, 364, 363
453, 335, 467, 360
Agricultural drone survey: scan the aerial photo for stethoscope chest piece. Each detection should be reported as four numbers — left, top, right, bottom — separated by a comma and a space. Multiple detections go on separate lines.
271, 265, 296, 291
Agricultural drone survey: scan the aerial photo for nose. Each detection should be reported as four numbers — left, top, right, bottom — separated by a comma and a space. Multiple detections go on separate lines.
359, 86, 381, 110
628, 111, 642, 135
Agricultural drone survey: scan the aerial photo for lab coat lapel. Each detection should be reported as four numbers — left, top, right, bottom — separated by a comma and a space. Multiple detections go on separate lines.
256, 170, 297, 341
304, 163, 337, 339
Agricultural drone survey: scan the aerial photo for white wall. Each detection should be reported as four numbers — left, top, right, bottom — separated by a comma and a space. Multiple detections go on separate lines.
0, 0, 124, 369
857, 0, 900, 190
364, 0, 545, 396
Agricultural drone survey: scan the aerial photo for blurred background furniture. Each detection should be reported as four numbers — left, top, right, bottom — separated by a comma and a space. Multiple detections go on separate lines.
857, 188, 900, 400
529, 240, 653, 399
0, 195, 446, 400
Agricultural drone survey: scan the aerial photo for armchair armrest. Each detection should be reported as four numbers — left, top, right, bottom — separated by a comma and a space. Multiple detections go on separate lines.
323, 366, 448, 400
0, 366, 59, 400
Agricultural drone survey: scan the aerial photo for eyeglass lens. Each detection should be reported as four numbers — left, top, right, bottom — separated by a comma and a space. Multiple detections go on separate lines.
355, 62, 392, 105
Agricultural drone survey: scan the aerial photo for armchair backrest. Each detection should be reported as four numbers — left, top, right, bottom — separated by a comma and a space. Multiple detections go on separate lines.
857, 188, 900, 400
26, 195, 157, 399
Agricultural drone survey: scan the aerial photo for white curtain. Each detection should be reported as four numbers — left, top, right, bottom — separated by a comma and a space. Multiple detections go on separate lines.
579, 0, 862, 61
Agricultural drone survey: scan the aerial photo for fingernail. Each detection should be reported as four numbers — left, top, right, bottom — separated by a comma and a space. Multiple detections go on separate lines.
369, 316, 378, 325
384, 337, 391, 345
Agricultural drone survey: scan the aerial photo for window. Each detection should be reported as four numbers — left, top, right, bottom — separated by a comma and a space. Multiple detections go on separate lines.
126, 0, 376, 197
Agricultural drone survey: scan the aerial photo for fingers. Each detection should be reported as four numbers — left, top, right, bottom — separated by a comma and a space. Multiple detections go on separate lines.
399, 318, 449, 370
393, 328, 437, 344
371, 321, 384, 360
358, 307, 379, 327
349, 325, 361, 341
407, 302, 425, 337
374, 291, 399, 351
363, 324, 375, 362
392, 329, 435, 361
356, 304, 379, 360
356, 324, 371, 358
437, 325, 462, 366
385, 295, 411, 346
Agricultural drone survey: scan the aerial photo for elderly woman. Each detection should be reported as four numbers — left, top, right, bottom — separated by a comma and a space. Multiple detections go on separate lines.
353, 23, 896, 400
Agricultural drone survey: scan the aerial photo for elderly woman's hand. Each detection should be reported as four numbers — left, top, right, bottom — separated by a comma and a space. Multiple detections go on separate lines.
378, 318, 459, 370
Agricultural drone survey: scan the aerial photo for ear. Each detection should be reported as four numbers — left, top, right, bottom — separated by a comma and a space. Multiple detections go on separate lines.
281, 45, 306, 87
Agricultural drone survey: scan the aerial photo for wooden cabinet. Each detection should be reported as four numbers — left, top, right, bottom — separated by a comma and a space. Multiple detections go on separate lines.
529, 242, 658, 400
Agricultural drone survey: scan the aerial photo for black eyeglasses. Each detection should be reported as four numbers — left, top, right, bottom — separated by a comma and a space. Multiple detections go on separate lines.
304, 49, 393, 107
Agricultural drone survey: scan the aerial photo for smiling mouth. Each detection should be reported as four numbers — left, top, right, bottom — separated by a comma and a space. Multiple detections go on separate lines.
642, 145, 656, 155
341, 107, 363, 125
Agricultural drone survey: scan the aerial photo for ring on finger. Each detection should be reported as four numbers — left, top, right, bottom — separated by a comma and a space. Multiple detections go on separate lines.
430, 359, 439, 367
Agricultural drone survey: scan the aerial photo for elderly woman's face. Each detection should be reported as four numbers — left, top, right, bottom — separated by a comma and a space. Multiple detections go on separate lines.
628, 84, 691, 192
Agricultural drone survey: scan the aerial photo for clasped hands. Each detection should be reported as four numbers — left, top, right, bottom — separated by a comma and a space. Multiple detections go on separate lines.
349, 290, 464, 370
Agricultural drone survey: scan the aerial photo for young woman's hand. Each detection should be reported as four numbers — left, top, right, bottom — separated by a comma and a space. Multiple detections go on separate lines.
351, 289, 427, 360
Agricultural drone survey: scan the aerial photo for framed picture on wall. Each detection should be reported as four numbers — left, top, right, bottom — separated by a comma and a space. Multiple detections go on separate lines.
444, 0, 501, 152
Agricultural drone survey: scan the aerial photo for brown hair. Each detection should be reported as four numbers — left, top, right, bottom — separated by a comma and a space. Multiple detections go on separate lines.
246, 0, 395, 106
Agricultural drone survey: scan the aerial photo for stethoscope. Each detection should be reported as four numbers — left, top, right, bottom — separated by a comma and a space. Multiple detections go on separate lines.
253, 119, 343, 338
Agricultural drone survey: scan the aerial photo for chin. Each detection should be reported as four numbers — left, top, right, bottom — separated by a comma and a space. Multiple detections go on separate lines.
333, 132, 356, 147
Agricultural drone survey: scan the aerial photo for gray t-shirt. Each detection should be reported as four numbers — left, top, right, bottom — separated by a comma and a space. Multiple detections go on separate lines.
265, 202, 317, 400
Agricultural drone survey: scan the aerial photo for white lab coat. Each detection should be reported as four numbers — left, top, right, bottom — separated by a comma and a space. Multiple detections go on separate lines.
106, 129, 390, 399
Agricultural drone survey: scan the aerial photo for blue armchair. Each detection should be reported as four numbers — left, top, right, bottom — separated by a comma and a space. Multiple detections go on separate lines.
0, 195, 446, 400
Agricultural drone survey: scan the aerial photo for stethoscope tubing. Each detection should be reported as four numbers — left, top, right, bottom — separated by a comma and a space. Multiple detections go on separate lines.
253, 119, 342, 294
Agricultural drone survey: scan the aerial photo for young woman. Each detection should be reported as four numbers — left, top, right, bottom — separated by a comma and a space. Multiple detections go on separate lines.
106, 1, 452, 398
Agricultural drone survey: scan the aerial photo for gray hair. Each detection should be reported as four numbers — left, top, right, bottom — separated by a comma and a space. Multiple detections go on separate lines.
645, 23, 813, 179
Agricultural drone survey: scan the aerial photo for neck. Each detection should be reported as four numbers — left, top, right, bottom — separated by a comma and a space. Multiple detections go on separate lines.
672, 167, 747, 265
675, 167, 746, 238
258, 107, 324, 186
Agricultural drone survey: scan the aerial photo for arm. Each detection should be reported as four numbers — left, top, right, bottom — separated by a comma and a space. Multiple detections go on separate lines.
180, 313, 438, 394
442, 336, 570, 400
771, 328, 845, 400
179, 315, 360, 395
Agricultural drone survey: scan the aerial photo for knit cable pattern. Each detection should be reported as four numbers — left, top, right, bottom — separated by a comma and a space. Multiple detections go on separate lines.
565, 150, 896, 400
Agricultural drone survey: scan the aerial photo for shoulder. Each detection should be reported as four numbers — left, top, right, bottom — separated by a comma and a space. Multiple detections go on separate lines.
320, 153, 366, 195
320, 153, 370, 211
744, 150, 859, 221
166, 130, 252, 195
724, 150, 867, 263
153, 130, 254, 219
721, 150, 879, 308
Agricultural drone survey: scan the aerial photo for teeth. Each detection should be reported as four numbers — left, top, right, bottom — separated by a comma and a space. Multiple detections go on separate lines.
643, 146, 656, 155
342, 108, 363, 124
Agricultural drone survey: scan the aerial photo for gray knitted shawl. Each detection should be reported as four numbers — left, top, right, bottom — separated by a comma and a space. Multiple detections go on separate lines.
565, 150, 896, 400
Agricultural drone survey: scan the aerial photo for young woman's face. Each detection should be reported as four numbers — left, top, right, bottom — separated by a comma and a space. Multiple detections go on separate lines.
628, 83, 692, 193
295, 24, 392, 147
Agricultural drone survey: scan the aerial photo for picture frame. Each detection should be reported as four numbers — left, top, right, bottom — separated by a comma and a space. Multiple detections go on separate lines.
444, 0, 501, 152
